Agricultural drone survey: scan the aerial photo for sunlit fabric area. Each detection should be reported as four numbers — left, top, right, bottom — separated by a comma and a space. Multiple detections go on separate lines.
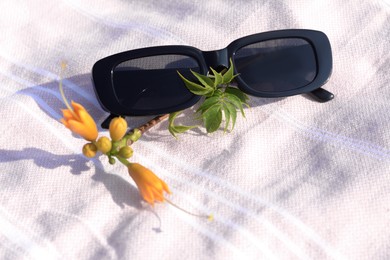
0, 1, 389, 259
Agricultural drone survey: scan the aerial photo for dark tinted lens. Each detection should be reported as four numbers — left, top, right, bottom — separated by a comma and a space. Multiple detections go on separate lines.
113, 54, 199, 111
234, 38, 317, 93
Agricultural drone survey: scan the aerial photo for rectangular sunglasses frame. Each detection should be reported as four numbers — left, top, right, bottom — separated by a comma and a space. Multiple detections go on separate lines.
92, 29, 333, 128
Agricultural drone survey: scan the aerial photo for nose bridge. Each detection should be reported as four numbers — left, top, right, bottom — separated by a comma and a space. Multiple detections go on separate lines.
203, 48, 229, 72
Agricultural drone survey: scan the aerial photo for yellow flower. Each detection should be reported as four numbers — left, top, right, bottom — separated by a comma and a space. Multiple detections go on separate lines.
128, 163, 171, 205
109, 117, 128, 141
61, 101, 98, 141
59, 63, 98, 142
127, 162, 212, 220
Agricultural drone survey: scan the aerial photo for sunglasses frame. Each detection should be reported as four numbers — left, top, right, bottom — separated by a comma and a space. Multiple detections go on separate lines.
92, 29, 333, 128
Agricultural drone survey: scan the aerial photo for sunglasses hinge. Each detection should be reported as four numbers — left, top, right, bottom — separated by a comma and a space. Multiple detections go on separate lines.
203, 49, 229, 73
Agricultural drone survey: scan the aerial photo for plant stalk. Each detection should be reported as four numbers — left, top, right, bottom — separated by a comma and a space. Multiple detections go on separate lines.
126, 114, 169, 145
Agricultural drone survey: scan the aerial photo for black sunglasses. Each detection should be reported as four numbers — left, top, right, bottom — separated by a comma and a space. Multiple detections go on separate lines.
92, 29, 333, 128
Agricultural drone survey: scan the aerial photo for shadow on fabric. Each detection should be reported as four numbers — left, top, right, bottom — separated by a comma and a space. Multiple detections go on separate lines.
0, 147, 143, 209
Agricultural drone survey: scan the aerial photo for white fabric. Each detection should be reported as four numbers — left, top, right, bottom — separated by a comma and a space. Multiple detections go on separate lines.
1, 0, 390, 259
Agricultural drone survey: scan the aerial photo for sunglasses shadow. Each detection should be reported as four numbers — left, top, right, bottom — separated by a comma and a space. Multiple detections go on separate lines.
16, 73, 106, 130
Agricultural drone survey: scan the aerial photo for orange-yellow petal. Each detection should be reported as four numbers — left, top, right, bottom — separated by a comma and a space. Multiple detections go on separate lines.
67, 119, 88, 135
60, 101, 98, 141
152, 188, 164, 202
77, 110, 98, 140
71, 101, 85, 114
62, 109, 75, 121
60, 118, 70, 129
128, 163, 170, 205
67, 119, 96, 142
140, 186, 155, 205
161, 180, 171, 194
109, 117, 128, 141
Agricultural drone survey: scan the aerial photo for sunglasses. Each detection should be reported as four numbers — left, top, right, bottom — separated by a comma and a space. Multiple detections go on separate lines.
92, 29, 333, 129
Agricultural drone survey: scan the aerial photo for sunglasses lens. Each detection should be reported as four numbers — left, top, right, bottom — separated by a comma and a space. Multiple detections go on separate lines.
234, 38, 317, 93
113, 55, 200, 112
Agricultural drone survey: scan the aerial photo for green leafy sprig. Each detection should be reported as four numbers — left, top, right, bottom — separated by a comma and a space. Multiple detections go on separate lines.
169, 59, 249, 137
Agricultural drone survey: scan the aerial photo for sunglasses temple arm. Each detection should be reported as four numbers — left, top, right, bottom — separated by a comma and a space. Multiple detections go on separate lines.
308, 88, 334, 102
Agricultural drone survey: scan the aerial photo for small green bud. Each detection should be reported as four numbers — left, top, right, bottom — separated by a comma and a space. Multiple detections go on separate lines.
82, 143, 97, 158
118, 146, 133, 159
96, 136, 112, 153
109, 157, 116, 165
128, 128, 142, 142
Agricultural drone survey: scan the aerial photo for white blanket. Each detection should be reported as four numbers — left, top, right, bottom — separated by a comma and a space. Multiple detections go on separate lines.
1, 0, 390, 259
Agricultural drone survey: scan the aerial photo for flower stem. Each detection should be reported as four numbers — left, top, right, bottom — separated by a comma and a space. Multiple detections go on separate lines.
127, 114, 169, 145
59, 62, 78, 119
115, 155, 130, 166
165, 198, 213, 221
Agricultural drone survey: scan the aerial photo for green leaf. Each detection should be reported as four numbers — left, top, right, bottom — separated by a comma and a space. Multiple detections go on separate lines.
209, 67, 223, 88
213, 88, 224, 97
169, 111, 181, 125
225, 102, 237, 130
221, 104, 231, 132
225, 87, 249, 105
222, 59, 235, 84
168, 126, 176, 138
168, 111, 197, 138
177, 71, 213, 96
172, 125, 196, 133
191, 70, 214, 89
168, 111, 181, 137
196, 96, 220, 113
175, 61, 250, 134
202, 105, 222, 133
225, 92, 246, 117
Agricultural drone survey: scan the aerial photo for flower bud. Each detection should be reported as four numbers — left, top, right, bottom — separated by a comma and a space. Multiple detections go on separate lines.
108, 157, 116, 165
128, 128, 142, 142
96, 136, 112, 153
82, 143, 97, 158
109, 117, 127, 141
118, 146, 133, 159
